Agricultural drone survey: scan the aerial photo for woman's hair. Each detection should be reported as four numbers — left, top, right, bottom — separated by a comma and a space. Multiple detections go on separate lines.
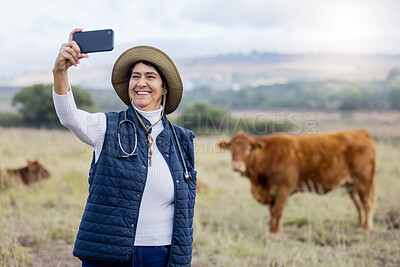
128, 61, 168, 88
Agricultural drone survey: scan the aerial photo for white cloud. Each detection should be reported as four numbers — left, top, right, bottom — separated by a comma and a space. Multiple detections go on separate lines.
0, 0, 400, 78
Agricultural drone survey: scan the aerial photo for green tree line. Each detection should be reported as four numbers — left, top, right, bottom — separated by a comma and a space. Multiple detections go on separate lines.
0, 84, 96, 128
174, 102, 296, 136
181, 69, 400, 111
0, 83, 296, 136
181, 82, 400, 111
2, 73, 400, 131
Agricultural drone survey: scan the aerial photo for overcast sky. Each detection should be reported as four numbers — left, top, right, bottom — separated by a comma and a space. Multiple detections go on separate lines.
1, 0, 400, 77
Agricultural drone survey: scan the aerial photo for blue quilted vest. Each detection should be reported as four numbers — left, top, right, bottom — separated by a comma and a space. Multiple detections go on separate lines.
73, 104, 197, 267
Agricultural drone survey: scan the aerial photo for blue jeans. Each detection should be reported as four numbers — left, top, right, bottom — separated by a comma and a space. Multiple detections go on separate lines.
81, 245, 171, 267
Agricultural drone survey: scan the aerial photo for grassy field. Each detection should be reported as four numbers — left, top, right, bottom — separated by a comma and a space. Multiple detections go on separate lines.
0, 111, 400, 267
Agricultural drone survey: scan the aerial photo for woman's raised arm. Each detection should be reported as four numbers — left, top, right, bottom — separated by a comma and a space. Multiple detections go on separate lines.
52, 28, 88, 95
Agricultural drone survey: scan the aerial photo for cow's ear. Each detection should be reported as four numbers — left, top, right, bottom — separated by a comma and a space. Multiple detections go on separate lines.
217, 141, 230, 151
27, 160, 32, 164
250, 141, 264, 152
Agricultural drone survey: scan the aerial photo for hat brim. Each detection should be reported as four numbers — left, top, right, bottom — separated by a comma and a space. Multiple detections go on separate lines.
111, 45, 183, 114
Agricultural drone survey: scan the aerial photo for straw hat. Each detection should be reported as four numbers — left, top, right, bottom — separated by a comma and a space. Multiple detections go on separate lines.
111, 45, 183, 114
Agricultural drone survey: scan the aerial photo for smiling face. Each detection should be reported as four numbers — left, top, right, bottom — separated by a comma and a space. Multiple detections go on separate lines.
128, 62, 167, 111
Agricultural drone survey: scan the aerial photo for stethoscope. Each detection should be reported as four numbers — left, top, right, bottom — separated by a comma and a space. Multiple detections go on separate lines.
116, 107, 192, 182
117, 109, 138, 158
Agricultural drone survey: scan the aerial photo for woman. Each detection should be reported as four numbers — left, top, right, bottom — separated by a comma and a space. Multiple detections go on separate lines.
53, 29, 197, 267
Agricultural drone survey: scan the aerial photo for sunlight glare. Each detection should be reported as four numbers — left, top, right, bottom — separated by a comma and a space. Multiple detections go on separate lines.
317, 1, 379, 53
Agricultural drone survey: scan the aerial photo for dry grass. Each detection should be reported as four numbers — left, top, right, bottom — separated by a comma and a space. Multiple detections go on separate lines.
1, 111, 400, 267
0, 128, 89, 267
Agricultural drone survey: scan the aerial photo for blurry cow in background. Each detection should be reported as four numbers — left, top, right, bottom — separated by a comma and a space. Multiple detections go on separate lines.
218, 130, 376, 237
196, 177, 209, 193
3, 160, 51, 185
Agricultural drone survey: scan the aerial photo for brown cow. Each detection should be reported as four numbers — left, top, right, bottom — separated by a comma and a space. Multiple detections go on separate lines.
196, 177, 210, 193
218, 130, 376, 236
4, 160, 51, 185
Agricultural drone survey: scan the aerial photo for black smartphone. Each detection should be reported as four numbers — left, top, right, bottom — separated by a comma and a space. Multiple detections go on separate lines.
73, 29, 114, 53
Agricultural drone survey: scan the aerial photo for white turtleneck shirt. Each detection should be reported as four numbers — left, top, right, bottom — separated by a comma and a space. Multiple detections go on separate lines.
53, 88, 174, 246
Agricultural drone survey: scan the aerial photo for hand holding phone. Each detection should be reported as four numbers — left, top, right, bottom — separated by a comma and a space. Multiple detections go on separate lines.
53, 28, 114, 89
73, 29, 114, 53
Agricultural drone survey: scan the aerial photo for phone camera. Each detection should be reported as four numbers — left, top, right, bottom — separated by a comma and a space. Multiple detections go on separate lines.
107, 31, 112, 35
